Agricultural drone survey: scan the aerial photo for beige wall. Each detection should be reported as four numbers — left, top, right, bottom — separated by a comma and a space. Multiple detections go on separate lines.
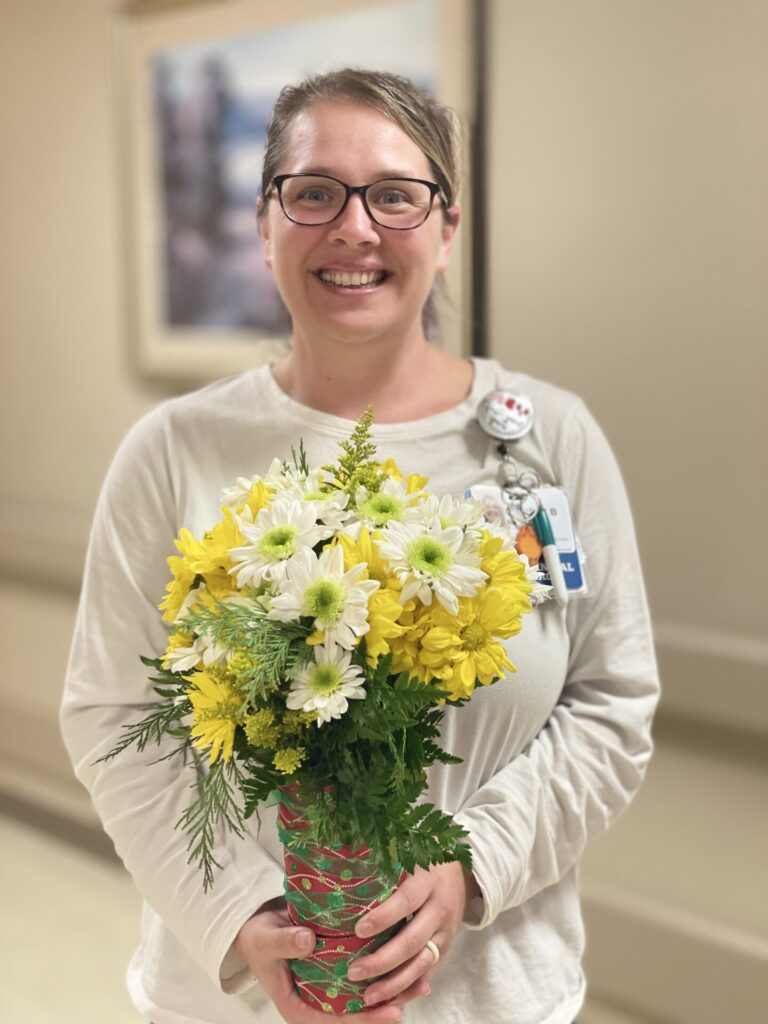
488, 2, 767, 1021
1, 1, 766, 1022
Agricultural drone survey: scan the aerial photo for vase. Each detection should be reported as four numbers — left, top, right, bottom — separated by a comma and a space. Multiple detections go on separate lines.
277, 786, 405, 1015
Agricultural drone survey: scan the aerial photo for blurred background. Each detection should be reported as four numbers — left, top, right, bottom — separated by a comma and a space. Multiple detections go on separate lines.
0, 1, 766, 1022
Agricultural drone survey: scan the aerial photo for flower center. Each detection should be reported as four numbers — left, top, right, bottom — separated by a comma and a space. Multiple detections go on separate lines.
406, 536, 453, 576
259, 525, 297, 560
303, 578, 345, 624
461, 622, 487, 650
310, 663, 342, 695
304, 490, 331, 502
360, 492, 405, 526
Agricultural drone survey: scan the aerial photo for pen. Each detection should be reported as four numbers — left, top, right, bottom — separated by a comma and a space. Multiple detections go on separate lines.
533, 507, 569, 608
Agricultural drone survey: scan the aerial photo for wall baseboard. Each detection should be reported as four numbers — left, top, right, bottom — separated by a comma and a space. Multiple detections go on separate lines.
654, 620, 768, 737
583, 880, 768, 1024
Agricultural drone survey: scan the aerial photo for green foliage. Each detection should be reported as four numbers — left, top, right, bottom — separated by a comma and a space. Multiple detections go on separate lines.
290, 438, 310, 476
178, 596, 314, 699
323, 405, 383, 496
264, 662, 474, 881
95, 661, 190, 764
176, 758, 246, 892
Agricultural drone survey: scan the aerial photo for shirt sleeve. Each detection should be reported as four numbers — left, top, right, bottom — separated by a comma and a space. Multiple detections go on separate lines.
59, 408, 284, 992
454, 397, 660, 929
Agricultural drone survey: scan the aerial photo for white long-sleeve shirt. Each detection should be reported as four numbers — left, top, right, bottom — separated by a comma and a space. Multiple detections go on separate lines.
61, 357, 659, 1024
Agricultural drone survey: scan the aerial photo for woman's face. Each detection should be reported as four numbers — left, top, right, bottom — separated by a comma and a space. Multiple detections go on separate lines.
258, 99, 459, 350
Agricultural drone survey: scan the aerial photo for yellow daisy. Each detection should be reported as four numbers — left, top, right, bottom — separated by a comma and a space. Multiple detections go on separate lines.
241, 479, 273, 520
188, 671, 242, 763
380, 457, 429, 496
417, 588, 526, 700
159, 509, 246, 622
480, 532, 532, 608
162, 630, 194, 670
336, 529, 405, 663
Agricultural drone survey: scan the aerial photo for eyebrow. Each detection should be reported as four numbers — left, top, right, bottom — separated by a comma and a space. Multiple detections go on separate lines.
293, 166, 425, 180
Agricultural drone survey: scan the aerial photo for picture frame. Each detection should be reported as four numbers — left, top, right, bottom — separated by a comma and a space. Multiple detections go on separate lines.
115, 0, 476, 383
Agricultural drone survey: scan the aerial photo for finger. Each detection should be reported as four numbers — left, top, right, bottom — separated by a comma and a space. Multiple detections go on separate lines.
361, 940, 442, 1008
356, 873, 427, 939
388, 967, 437, 1008
349, 907, 442, 981
241, 914, 317, 964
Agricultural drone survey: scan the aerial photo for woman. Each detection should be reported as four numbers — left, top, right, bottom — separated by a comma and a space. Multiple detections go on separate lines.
61, 69, 659, 1024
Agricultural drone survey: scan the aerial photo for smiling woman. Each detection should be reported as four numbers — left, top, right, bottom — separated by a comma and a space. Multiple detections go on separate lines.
61, 67, 658, 1024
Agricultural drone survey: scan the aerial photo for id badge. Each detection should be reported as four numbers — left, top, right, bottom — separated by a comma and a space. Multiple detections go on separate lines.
468, 484, 588, 596
534, 487, 588, 595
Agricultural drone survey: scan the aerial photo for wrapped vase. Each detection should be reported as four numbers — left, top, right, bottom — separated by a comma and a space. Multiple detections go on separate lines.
277, 787, 405, 1014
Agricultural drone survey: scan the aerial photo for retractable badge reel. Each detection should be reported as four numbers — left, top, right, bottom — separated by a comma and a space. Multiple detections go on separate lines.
476, 390, 569, 606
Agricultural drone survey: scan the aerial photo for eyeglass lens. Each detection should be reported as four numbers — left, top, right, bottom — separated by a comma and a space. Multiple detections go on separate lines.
279, 175, 434, 228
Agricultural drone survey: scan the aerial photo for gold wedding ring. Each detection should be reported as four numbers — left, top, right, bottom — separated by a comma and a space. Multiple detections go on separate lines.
425, 939, 440, 965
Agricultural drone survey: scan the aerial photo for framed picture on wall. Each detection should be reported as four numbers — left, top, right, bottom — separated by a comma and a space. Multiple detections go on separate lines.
117, 0, 476, 383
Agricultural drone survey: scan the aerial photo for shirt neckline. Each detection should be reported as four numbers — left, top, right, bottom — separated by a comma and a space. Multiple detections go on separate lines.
257, 356, 497, 440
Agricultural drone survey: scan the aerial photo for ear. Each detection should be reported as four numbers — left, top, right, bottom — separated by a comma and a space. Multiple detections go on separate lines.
256, 196, 273, 269
436, 202, 460, 275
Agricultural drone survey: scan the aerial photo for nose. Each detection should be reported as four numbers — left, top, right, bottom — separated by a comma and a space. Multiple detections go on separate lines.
327, 193, 380, 246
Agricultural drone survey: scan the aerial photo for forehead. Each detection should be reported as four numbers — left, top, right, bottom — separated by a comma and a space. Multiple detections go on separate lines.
278, 99, 433, 180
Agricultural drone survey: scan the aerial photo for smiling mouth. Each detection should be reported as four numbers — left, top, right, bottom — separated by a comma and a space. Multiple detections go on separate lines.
315, 269, 389, 289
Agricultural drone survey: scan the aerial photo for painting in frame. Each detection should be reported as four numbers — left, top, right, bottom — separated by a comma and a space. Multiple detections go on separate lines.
117, 0, 475, 383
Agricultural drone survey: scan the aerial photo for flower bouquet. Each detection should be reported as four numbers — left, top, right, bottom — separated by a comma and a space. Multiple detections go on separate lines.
100, 410, 540, 1014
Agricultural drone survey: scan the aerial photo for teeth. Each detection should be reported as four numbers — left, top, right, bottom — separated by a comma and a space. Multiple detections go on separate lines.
319, 270, 385, 287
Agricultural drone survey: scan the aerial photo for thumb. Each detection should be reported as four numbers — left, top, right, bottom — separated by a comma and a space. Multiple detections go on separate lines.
277, 924, 316, 960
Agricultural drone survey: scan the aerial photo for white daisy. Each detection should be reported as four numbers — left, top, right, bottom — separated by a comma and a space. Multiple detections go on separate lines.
344, 476, 421, 538
264, 458, 301, 489
229, 498, 332, 588
378, 521, 487, 614
267, 544, 379, 649
165, 630, 229, 673
220, 475, 262, 510
411, 493, 487, 533
287, 641, 366, 725
277, 468, 352, 533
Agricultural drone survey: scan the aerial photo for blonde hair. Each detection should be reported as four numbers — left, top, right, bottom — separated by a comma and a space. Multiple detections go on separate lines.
259, 68, 462, 218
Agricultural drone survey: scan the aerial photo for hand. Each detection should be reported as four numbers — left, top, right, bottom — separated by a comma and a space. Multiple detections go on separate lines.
347, 862, 481, 1008
234, 897, 403, 1023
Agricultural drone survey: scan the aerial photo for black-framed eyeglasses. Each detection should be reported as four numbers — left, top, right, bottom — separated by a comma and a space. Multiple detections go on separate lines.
264, 173, 445, 230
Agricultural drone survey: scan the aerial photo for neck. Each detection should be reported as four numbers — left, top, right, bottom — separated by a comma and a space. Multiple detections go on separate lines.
271, 328, 473, 423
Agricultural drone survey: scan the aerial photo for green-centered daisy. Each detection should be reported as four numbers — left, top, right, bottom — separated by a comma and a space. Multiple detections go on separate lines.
287, 641, 366, 725
378, 521, 487, 614
346, 476, 422, 538
412, 493, 487, 533
279, 467, 352, 532
267, 544, 379, 649
229, 497, 331, 588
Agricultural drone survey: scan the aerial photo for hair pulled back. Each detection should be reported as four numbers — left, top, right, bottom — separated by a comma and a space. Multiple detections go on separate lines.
259, 68, 462, 215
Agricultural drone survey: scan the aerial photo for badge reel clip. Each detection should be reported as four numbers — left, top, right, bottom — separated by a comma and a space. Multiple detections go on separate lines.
476, 391, 569, 607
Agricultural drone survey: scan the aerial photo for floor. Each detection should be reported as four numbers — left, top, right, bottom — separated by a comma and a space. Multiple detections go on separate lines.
0, 797, 649, 1024
0, 810, 143, 1024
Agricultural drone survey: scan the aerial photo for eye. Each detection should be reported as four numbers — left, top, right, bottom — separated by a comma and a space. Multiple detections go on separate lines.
371, 186, 412, 207
297, 186, 334, 203
378, 189, 410, 205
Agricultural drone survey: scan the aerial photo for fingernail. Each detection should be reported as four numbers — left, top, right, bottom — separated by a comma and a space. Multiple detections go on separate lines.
364, 989, 381, 1005
357, 920, 374, 936
296, 929, 313, 951
348, 966, 364, 980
